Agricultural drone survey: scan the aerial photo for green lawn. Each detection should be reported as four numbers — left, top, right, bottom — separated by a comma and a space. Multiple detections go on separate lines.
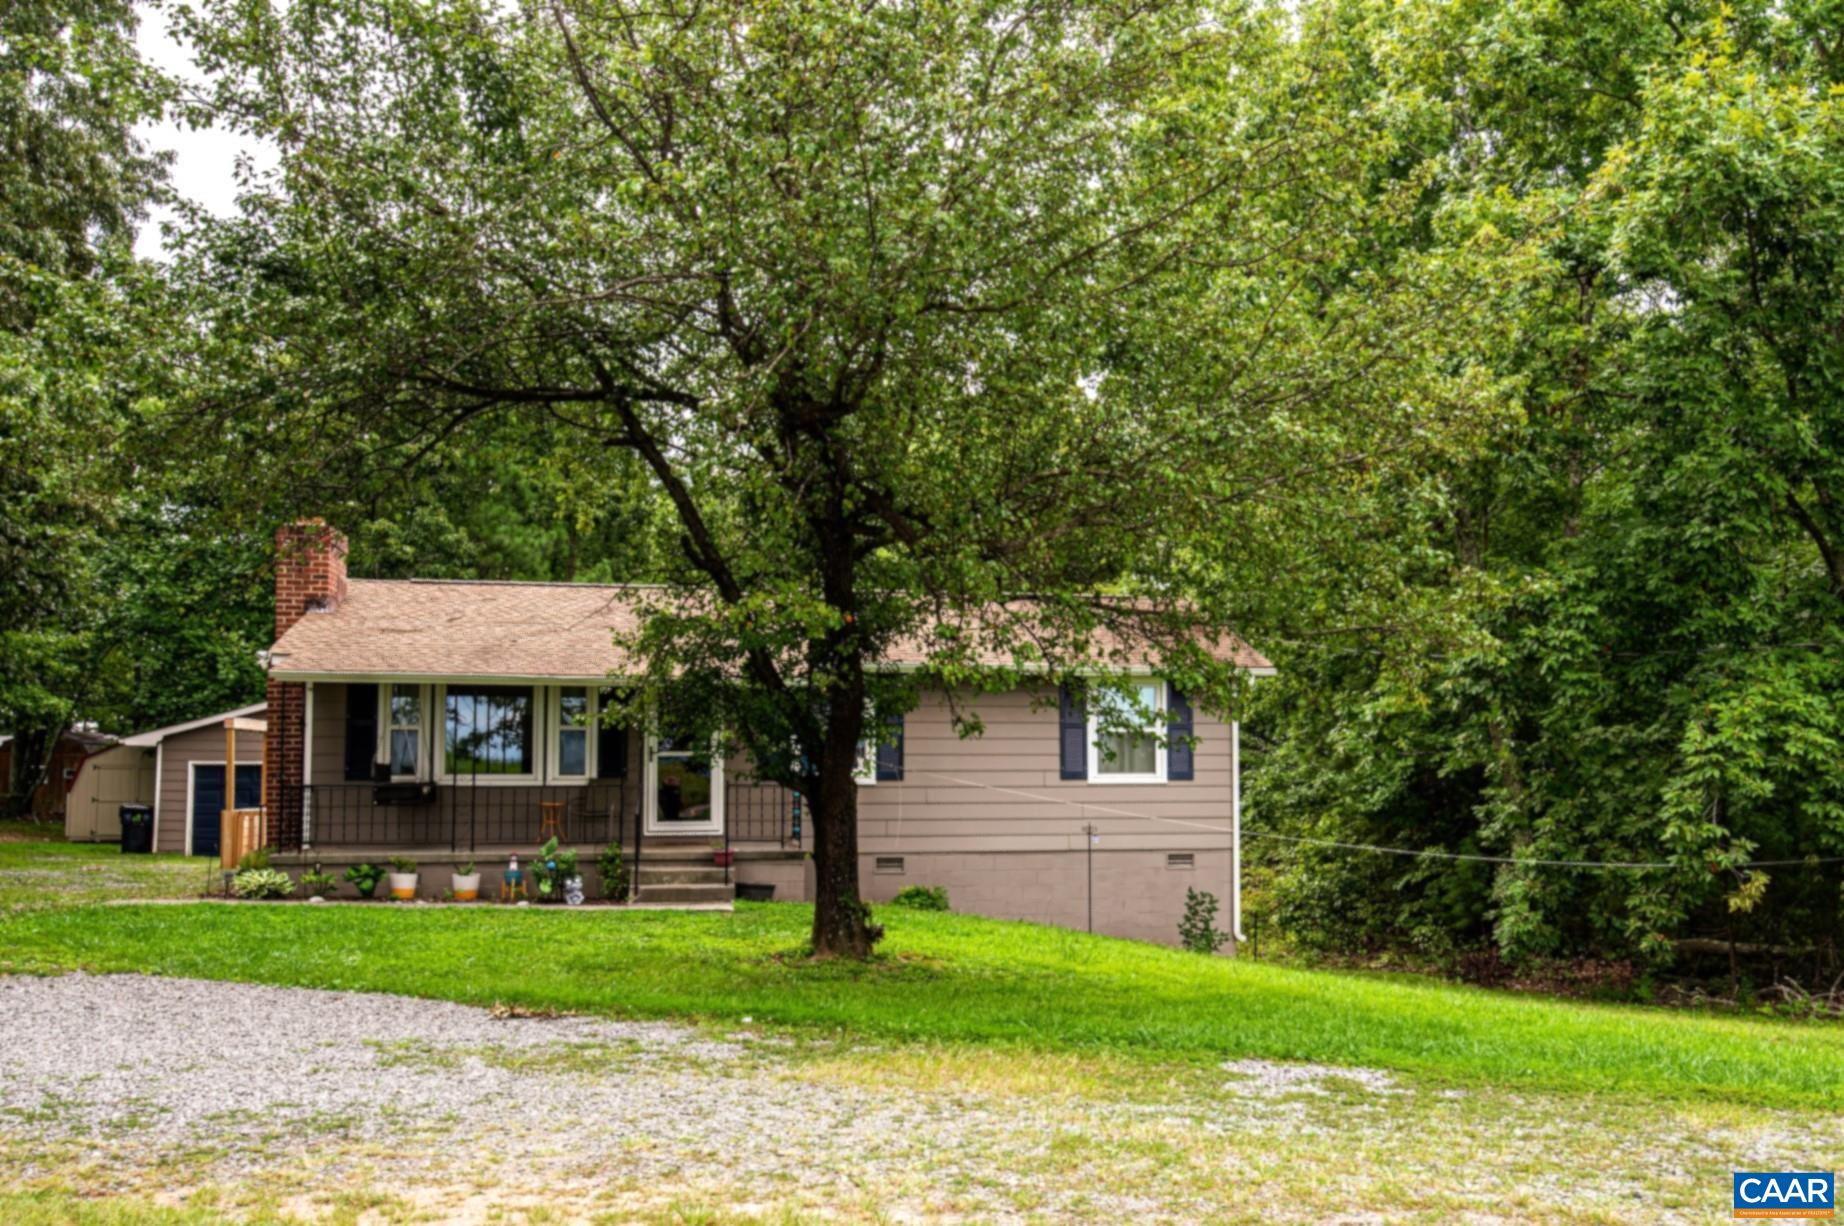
2, 833, 1841, 1111
0, 822, 215, 913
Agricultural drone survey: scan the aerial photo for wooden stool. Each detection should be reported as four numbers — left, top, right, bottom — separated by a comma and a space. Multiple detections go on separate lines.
538, 801, 567, 841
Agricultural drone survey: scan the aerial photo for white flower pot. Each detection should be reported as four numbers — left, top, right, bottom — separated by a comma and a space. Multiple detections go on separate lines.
388, 872, 419, 900
452, 872, 481, 902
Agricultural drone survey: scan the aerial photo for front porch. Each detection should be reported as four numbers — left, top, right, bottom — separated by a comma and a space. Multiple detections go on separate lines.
292, 777, 802, 854
273, 775, 806, 905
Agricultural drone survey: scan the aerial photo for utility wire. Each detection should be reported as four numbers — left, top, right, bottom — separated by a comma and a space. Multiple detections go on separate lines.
1245, 830, 1844, 871
912, 770, 1844, 872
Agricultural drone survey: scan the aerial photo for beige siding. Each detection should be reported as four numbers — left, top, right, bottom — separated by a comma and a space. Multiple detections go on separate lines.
310, 681, 349, 783
857, 686, 1234, 854
858, 848, 1235, 948
63, 745, 156, 841
155, 724, 266, 854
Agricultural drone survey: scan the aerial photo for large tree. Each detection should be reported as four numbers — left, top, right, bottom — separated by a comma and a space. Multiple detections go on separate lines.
0, 0, 175, 812
173, 0, 1490, 954
1249, 0, 1844, 973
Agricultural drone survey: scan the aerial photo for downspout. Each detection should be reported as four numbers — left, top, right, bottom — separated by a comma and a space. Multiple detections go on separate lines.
1231, 718, 1245, 944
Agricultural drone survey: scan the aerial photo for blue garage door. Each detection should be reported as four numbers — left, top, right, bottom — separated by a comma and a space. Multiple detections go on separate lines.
192, 764, 261, 858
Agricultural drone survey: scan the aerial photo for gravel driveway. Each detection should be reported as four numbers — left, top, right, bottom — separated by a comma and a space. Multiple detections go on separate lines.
2, 974, 1838, 1223
0, 973, 1191, 1221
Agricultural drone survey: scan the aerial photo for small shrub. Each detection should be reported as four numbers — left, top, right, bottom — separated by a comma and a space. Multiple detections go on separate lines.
233, 868, 295, 900
891, 884, 949, 911
387, 855, 417, 875
597, 843, 629, 899
530, 836, 578, 902
1178, 887, 1229, 954
456, 861, 476, 877
299, 865, 339, 898
236, 846, 272, 872
344, 862, 385, 897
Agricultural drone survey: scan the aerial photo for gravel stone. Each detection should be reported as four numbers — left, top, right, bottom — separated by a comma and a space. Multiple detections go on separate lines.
0, 974, 1176, 1220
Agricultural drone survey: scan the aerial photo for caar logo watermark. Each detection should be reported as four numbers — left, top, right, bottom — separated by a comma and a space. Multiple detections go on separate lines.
1734, 1172, 1835, 1219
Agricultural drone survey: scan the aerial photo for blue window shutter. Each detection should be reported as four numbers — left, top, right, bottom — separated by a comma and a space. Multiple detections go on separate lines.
596, 688, 627, 778
1058, 684, 1087, 780
596, 723, 627, 779
1167, 684, 1195, 781
343, 683, 378, 781
875, 714, 904, 781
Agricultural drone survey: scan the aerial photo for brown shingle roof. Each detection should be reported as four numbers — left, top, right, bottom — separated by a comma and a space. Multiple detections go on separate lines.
267, 579, 1269, 679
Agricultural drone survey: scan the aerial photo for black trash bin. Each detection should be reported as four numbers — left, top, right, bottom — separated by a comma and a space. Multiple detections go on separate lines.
119, 804, 153, 854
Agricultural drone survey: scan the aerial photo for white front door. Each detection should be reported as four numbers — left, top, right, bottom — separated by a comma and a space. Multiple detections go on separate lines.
643, 733, 724, 836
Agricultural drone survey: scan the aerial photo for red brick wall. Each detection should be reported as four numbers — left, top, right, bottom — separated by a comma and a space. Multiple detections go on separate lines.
273, 518, 348, 638
266, 520, 346, 848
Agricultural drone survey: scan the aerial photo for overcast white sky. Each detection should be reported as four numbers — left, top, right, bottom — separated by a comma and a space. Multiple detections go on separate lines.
133, 3, 275, 259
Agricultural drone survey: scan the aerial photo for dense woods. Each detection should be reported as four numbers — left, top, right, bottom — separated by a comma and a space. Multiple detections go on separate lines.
4, 0, 1840, 972
1245, 0, 1844, 981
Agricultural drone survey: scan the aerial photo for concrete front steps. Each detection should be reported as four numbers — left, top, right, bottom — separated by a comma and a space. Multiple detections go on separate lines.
633, 846, 734, 907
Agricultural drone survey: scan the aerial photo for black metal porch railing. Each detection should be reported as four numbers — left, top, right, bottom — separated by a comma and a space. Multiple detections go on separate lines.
298, 775, 802, 851
725, 775, 803, 845
302, 780, 636, 850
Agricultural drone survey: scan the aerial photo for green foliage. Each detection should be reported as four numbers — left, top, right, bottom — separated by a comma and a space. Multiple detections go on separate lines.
342, 863, 384, 897
529, 837, 577, 902
890, 885, 949, 912
169, 0, 1488, 955
595, 844, 627, 900
230, 867, 293, 900
386, 856, 417, 875
1247, 0, 1844, 971
299, 867, 338, 899
1178, 888, 1229, 954
235, 846, 271, 872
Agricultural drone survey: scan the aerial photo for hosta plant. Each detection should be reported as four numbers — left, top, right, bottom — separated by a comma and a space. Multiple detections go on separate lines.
233, 868, 295, 900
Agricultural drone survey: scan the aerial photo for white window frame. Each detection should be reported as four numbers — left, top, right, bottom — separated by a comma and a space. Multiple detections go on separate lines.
377, 683, 429, 781
437, 682, 541, 785
643, 729, 725, 835
1087, 678, 1167, 785
550, 685, 595, 781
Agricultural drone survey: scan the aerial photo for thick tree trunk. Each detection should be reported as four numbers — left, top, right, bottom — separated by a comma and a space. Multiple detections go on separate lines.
807, 651, 878, 957
809, 768, 879, 958
3, 725, 55, 821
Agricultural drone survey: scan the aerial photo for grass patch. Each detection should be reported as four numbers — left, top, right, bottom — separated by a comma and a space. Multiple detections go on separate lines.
0, 824, 214, 914
4, 886, 1843, 1110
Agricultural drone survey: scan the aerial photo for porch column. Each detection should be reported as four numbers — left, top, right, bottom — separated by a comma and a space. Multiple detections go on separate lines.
264, 519, 348, 851
264, 679, 306, 850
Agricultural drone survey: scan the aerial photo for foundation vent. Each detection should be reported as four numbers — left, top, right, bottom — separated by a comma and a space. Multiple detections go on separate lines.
874, 855, 906, 875
1166, 853, 1196, 870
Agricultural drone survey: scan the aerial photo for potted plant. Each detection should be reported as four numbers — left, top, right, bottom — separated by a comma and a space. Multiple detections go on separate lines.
300, 864, 339, 900
343, 862, 385, 899
710, 838, 735, 869
451, 860, 481, 902
387, 855, 419, 901
529, 837, 578, 904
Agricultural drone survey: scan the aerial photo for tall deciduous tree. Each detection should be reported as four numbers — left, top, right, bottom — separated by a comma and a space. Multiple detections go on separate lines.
173, 0, 1492, 954
1, 0, 173, 813
1250, 0, 1844, 972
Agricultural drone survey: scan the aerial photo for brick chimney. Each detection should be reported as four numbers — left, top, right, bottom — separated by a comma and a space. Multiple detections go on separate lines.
274, 518, 348, 638
267, 518, 347, 851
